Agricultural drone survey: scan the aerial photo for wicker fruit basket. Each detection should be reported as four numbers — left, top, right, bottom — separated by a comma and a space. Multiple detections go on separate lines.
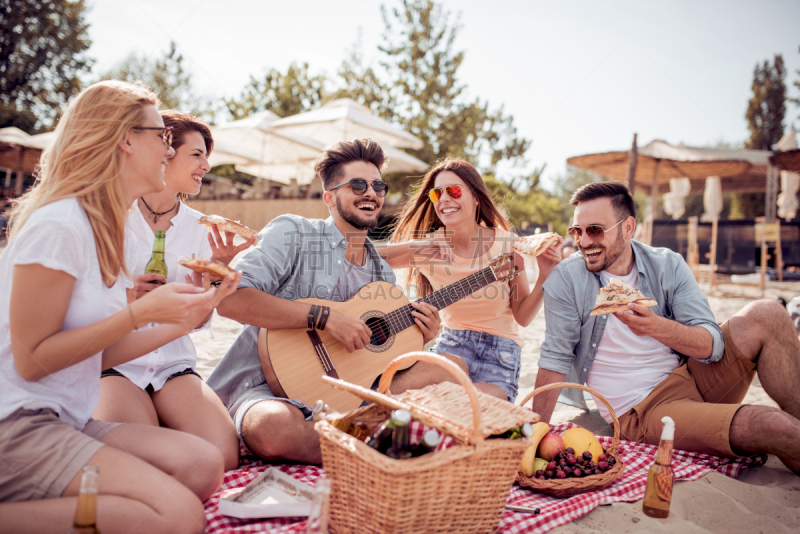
316, 352, 539, 534
516, 383, 625, 498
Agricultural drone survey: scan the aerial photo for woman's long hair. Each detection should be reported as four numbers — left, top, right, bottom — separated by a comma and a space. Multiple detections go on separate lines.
8, 80, 159, 287
391, 158, 511, 297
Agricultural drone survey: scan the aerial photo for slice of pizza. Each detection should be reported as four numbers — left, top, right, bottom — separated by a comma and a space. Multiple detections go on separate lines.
513, 232, 561, 257
177, 255, 237, 281
197, 214, 259, 246
590, 278, 658, 316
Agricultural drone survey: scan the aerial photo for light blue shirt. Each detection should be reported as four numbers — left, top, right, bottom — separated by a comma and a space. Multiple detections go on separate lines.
207, 214, 396, 408
539, 239, 723, 404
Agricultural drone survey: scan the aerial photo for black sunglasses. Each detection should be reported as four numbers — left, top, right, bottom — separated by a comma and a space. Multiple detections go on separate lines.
132, 126, 173, 148
328, 178, 389, 197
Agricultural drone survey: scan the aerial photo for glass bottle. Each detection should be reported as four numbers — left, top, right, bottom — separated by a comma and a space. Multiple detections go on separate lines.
70, 464, 100, 534
643, 416, 675, 518
489, 422, 534, 440
411, 428, 441, 457
305, 477, 331, 534
144, 230, 167, 283
365, 418, 396, 453
386, 409, 413, 460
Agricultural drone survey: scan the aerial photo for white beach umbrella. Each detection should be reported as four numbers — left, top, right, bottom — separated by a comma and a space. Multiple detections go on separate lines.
662, 177, 691, 219
270, 99, 424, 150
701, 176, 723, 221
235, 144, 429, 185
776, 131, 798, 221
210, 111, 323, 168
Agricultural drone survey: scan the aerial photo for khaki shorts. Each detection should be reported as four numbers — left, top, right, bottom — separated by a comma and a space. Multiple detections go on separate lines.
618, 320, 756, 457
0, 408, 119, 502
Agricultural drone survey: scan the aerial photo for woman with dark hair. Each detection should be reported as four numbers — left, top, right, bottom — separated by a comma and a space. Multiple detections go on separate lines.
94, 110, 253, 471
383, 158, 562, 402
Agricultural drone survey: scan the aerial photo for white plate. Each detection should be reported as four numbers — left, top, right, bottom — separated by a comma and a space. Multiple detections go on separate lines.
219, 467, 315, 519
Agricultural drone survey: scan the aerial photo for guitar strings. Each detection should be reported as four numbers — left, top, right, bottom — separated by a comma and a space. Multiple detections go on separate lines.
382, 266, 498, 335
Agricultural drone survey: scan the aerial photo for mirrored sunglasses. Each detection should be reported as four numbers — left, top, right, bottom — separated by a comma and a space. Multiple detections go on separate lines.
428, 184, 463, 203
328, 178, 389, 197
567, 219, 625, 241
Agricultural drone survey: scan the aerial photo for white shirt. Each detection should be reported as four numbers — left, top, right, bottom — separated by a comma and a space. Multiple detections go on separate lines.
586, 268, 679, 424
0, 198, 133, 430
113, 201, 212, 391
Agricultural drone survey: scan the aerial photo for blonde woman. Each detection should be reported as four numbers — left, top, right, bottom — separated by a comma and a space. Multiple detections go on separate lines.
0, 81, 240, 533
95, 110, 252, 471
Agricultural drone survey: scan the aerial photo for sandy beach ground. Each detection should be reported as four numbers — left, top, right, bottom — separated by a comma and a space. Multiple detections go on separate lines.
190, 267, 800, 534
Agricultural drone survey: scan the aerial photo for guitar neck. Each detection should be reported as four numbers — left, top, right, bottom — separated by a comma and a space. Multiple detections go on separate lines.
384, 266, 497, 334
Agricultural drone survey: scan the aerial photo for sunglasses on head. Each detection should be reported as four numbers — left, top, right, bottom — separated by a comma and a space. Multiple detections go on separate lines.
132, 126, 173, 148
428, 184, 463, 203
328, 178, 389, 197
567, 219, 626, 241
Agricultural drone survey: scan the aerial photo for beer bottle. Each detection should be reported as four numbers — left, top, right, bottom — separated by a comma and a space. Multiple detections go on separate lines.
411, 429, 441, 458
643, 416, 675, 519
386, 409, 413, 460
305, 477, 331, 534
365, 418, 396, 454
489, 422, 534, 440
144, 230, 167, 283
70, 464, 100, 534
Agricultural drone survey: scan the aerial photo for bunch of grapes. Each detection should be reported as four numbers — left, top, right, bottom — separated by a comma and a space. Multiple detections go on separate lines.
533, 447, 616, 480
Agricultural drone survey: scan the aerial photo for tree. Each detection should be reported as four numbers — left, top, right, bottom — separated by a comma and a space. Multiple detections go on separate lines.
225, 62, 327, 120
745, 54, 786, 150
101, 41, 218, 122
0, 0, 93, 131
483, 166, 569, 235
334, 0, 530, 196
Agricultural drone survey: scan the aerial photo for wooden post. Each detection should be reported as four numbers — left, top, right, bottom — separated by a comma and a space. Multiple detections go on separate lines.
709, 218, 718, 291
14, 147, 25, 197
776, 218, 783, 281
650, 159, 660, 220
627, 133, 638, 193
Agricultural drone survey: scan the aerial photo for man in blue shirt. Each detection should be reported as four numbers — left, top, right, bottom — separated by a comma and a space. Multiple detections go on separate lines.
535, 182, 800, 471
208, 138, 463, 465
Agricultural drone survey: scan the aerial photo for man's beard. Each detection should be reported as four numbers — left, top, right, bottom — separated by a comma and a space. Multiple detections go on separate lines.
581, 229, 625, 272
335, 195, 379, 230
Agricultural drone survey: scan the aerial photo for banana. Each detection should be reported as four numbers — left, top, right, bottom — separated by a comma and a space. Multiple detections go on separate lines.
519, 422, 550, 476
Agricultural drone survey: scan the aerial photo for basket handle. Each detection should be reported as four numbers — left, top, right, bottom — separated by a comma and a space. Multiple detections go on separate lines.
378, 351, 484, 442
518, 382, 620, 452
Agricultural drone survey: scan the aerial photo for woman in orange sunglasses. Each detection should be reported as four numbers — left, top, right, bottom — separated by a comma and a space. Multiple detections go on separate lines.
381, 158, 562, 402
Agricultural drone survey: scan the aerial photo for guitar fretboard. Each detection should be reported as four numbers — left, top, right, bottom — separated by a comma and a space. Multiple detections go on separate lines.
382, 266, 498, 335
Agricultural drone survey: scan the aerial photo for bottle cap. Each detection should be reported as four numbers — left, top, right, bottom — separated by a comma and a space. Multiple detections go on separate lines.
660, 416, 675, 440
391, 409, 412, 425
422, 429, 441, 447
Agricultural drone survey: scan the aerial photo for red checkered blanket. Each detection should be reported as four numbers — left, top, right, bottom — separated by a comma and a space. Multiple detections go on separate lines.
204, 423, 766, 534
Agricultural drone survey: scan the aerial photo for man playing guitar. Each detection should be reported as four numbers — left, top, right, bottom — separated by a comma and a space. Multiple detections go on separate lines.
208, 138, 467, 464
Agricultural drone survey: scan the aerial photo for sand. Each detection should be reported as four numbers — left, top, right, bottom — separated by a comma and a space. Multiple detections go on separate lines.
189, 273, 800, 533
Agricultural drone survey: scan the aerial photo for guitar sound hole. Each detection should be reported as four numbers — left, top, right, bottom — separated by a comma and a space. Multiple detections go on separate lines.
366, 316, 391, 347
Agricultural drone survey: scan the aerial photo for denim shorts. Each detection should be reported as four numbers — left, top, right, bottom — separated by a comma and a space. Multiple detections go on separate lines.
430, 328, 522, 402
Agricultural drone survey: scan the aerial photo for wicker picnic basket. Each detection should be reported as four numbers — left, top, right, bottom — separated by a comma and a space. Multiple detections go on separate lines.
316, 352, 540, 534
515, 383, 625, 499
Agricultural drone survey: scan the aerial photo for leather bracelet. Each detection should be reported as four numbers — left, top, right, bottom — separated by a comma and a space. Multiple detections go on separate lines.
317, 306, 330, 331
307, 304, 317, 331
312, 304, 322, 330
127, 304, 138, 331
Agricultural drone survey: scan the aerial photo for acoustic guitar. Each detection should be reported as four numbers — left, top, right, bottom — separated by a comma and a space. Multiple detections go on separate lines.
257, 253, 517, 411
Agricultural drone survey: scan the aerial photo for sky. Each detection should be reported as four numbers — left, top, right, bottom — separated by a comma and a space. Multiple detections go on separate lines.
84, 0, 800, 189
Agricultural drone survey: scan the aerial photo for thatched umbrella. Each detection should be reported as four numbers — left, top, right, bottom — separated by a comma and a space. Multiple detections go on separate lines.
770, 150, 800, 173
567, 139, 754, 217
